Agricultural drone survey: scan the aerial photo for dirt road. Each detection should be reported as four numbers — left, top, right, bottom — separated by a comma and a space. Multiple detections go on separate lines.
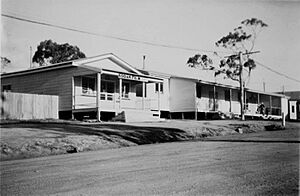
1, 131, 299, 195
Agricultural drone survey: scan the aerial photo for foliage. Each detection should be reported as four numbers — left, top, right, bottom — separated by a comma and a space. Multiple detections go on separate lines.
187, 18, 267, 121
214, 18, 267, 81
1, 57, 11, 66
1, 57, 11, 72
187, 54, 214, 70
32, 40, 86, 66
187, 18, 267, 83
216, 18, 268, 52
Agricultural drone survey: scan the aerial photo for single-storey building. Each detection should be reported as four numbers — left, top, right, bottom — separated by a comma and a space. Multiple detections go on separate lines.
1, 53, 289, 121
275, 91, 300, 121
1, 53, 164, 121
144, 71, 289, 120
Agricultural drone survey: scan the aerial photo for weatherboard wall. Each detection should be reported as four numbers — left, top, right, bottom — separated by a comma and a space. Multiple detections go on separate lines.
1, 66, 95, 111
169, 77, 196, 112
146, 78, 170, 111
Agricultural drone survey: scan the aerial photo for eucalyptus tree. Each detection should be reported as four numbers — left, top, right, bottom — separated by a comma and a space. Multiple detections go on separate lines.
187, 18, 268, 120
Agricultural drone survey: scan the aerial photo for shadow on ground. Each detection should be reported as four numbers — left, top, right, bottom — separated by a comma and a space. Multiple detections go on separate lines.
0, 122, 190, 145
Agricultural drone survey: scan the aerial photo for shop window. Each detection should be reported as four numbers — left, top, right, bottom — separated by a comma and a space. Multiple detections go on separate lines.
155, 83, 163, 93
2, 85, 11, 92
82, 77, 95, 95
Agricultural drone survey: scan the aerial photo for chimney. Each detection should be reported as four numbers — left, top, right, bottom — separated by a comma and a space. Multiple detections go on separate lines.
142, 55, 146, 70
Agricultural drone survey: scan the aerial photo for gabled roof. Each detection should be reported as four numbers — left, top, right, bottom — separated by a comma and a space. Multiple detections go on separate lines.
1, 53, 143, 78
72, 53, 143, 75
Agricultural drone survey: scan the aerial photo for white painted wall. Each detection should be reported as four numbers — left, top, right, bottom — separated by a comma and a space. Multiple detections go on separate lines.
147, 78, 170, 111
231, 89, 241, 114
169, 78, 196, 112
196, 84, 212, 111
215, 87, 230, 113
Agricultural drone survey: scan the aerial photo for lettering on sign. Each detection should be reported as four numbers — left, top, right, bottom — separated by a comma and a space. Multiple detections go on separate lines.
118, 73, 148, 82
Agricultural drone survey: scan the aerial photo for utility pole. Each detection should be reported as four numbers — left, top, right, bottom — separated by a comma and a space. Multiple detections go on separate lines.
239, 52, 245, 121
239, 50, 260, 121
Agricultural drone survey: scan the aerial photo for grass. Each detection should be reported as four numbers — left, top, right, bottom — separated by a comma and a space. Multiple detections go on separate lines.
0, 119, 296, 161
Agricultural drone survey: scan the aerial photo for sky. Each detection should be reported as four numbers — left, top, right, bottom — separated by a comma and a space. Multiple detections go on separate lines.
1, 0, 300, 92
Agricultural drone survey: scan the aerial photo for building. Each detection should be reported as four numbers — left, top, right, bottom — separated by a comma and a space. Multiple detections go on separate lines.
275, 91, 300, 121
1, 53, 289, 121
1, 53, 164, 121
145, 71, 289, 120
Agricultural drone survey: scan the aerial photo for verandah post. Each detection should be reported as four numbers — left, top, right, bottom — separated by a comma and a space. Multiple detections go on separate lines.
229, 88, 232, 113
195, 82, 197, 120
119, 78, 122, 110
142, 82, 145, 110
96, 72, 101, 122
213, 85, 216, 111
158, 82, 161, 119
71, 76, 75, 120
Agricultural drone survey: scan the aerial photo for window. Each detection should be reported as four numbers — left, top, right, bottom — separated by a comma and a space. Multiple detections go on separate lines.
209, 91, 218, 99
136, 83, 146, 97
2, 85, 11, 92
196, 83, 201, 98
101, 81, 115, 100
292, 105, 295, 113
224, 90, 230, 101
248, 93, 258, 104
155, 83, 163, 93
82, 77, 95, 95
122, 82, 130, 98
101, 81, 115, 93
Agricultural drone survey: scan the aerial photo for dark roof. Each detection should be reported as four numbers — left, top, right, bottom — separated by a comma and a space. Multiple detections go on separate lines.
274, 91, 300, 100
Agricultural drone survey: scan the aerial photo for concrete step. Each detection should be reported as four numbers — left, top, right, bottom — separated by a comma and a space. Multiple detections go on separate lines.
113, 109, 160, 123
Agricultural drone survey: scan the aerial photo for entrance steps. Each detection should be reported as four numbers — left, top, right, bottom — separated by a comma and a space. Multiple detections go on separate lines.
113, 109, 160, 123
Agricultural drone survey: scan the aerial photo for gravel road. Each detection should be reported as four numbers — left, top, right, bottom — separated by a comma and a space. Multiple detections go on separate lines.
1, 132, 299, 195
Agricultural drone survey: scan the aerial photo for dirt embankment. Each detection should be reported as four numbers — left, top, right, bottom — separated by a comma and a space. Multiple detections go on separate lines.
0, 120, 295, 161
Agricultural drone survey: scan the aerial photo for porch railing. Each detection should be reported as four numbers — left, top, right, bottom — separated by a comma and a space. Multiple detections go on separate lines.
74, 92, 152, 111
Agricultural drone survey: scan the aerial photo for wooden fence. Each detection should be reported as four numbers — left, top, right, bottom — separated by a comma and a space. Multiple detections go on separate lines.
0, 92, 59, 120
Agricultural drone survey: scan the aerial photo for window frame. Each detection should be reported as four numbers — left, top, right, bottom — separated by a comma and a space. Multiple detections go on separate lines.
101, 80, 115, 94
82, 76, 96, 96
155, 83, 164, 94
